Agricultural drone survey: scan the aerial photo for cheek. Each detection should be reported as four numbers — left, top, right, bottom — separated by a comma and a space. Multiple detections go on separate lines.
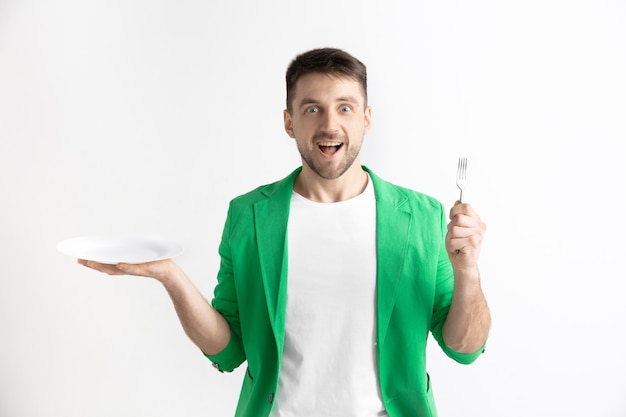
349, 120, 368, 136
295, 120, 316, 136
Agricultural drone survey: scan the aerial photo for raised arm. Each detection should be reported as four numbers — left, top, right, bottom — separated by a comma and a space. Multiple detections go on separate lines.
442, 202, 491, 354
78, 259, 230, 356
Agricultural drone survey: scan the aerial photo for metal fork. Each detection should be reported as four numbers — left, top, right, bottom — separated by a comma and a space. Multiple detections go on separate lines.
456, 157, 468, 203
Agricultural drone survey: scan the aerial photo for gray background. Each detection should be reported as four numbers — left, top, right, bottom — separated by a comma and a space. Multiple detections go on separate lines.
1, 0, 625, 415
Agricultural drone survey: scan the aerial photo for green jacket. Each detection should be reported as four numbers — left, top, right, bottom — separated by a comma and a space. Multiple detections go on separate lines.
208, 166, 484, 417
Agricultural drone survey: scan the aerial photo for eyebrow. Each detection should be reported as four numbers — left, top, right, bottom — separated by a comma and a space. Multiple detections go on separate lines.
297, 95, 359, 108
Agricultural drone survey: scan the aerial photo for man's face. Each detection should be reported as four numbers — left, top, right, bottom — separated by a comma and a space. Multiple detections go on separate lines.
284, 73, 372, 180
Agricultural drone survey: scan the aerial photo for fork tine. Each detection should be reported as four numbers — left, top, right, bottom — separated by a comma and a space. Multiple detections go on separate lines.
456, 156, 467, 203
461, 157, 467, 180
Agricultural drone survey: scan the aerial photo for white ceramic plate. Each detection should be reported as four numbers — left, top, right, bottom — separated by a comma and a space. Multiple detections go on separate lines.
57, 235, 184, 264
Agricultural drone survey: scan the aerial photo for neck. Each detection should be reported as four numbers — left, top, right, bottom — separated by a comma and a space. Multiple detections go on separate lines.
294, 163, 368, 203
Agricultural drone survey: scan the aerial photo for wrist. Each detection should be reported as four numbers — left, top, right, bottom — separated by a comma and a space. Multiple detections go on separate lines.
452, 265, 481, 285
153, 259, 184, 286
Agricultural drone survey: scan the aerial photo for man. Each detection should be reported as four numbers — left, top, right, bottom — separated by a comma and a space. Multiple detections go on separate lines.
80, 48, 490, 417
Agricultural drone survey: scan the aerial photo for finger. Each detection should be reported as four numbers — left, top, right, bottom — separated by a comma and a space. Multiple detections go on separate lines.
78, 259, 126, 275
447, 232, 482, 253
449, 202, 465, 219
449, 202, 477, 219
448, 214, 477, 230
448, 226, 474, 241
448, 214, 485, 235
448, 212, 486, 237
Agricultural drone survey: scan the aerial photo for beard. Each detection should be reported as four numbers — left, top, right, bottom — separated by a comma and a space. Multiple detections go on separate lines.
297, 134, 363, 180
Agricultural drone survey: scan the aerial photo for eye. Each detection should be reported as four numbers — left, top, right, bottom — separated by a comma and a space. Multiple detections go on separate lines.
305, 106, 319, 113
340, 105, 352, 112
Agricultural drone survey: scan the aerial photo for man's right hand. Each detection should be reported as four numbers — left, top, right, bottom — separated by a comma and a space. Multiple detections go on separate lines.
78, 258, 178, 284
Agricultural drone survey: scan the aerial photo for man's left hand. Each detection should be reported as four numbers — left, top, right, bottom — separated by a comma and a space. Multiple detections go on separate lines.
446, 201, 486, 274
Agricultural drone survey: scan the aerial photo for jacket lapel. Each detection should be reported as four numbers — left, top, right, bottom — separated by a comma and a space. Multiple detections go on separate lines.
366, 168, 412, 346
253, 168, 301, 346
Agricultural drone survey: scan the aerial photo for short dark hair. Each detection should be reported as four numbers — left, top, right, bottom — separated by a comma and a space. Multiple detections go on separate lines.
285, 48, 368, 112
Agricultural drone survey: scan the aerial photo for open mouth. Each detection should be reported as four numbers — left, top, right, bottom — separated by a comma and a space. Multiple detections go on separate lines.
318, 142, 343, 155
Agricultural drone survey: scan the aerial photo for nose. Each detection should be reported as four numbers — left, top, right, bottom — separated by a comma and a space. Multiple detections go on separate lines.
320, 109, 340, 133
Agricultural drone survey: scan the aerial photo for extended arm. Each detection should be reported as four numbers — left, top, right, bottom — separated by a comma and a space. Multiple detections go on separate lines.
79, 259, 230, 356
442, 202, 491, 354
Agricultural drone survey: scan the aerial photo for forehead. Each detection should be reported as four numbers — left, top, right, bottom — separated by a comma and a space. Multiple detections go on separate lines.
293, 73, 365, 104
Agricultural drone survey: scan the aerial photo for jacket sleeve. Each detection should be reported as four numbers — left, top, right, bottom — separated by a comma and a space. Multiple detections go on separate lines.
205, 204, 247, 372
429, 202, 485, 365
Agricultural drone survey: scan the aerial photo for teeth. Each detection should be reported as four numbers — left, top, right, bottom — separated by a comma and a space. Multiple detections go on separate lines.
319, 142, 342, 147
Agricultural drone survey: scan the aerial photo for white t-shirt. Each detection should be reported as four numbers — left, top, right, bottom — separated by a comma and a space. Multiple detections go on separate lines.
270, 177, 387, 417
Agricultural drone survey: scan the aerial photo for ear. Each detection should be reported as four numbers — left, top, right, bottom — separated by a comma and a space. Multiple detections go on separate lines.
363, 105, 372, 134
283, 109, 295, 138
